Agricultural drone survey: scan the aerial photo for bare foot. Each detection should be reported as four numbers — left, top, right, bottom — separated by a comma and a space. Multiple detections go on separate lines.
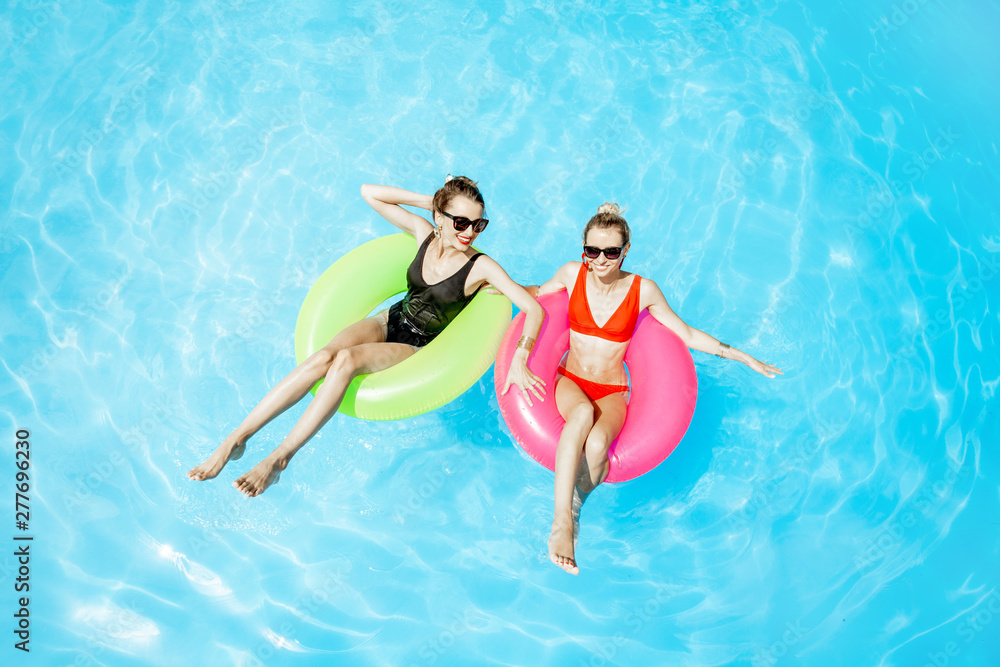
548, 515, 579, 575
187, 439, 247, 481
232, 456, 285, 497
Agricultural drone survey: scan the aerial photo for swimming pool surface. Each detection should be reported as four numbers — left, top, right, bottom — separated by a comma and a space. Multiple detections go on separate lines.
2, 1, 998, 665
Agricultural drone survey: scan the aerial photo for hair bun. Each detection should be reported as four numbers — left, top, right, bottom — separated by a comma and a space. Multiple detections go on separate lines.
583, 202, 631, 245
432, 175, 486, 214
448, 175, 478, 188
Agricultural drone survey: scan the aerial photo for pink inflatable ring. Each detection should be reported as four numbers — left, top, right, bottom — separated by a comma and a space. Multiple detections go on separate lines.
494, 291, 698, 483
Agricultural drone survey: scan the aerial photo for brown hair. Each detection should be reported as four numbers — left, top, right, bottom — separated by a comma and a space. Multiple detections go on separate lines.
582, 202, 630, 246
432, 175, 485, 215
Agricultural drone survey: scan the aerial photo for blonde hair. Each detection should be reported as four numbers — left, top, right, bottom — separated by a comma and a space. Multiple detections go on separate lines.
582, 202, 630, 245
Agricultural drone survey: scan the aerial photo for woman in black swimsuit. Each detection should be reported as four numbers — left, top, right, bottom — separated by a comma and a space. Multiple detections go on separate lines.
188, 176, 546, 496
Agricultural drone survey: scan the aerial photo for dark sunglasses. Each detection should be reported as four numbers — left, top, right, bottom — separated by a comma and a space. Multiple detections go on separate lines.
583, 245, 624, 260
440, 210, 489, 234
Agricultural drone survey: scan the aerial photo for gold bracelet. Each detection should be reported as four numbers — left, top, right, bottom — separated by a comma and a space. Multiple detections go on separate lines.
718, 342, 730, 358
516, 336, 535, 352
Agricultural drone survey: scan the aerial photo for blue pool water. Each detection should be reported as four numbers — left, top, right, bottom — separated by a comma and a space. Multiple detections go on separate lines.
2, 1, 998, 665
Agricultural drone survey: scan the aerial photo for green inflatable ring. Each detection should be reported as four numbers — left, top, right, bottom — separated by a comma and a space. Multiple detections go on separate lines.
294, 233, 512, 420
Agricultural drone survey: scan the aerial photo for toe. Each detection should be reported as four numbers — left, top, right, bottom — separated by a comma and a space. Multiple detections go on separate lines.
558, 557, 578, 575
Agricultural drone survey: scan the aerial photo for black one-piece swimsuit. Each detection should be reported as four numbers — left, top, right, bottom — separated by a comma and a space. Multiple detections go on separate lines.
385, 235, 483, 348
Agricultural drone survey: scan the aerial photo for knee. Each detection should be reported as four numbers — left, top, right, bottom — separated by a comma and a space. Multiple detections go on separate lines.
325, 348, 359, 381
584, 431, 612, 458
565, 404, 595, 432
307, 348, 336, 374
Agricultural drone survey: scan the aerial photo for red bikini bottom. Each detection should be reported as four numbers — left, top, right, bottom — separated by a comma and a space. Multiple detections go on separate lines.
558, 366, 629, 402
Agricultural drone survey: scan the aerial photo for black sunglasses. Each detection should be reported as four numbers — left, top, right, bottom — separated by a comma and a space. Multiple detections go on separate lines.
583, 245, 624, 260
440, 210, 489, 234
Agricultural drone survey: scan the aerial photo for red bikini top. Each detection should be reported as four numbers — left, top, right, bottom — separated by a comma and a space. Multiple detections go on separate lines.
567, 263, 642, 343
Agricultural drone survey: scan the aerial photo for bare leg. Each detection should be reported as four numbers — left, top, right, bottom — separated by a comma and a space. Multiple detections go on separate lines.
187, 317, 387, 481
233, 339, 416, 497
578, 392, 627, 495
548, 377, 593, 575
548, 382, 629, 575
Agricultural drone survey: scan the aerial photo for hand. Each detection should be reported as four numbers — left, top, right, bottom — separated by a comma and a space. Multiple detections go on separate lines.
745, 357, 783, 379
502, 355, 546, 406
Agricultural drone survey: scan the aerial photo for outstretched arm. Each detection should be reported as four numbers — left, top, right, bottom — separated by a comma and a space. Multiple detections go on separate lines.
474, 257, 548, 405
642, 279, 782, 379
360, 184, 435, 240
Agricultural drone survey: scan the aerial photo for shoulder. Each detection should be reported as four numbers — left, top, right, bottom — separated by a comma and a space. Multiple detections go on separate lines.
560, 261, 583, 280
638, 275, 661, 293
471, 249, 495, 265
551, 261, 583, 288
412, 224, 435, 247
638, 276, 666, 305
468, 252, 503, 278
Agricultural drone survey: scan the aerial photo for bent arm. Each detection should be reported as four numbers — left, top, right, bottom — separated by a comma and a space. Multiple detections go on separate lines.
360, 184, 435, 239
477, 257, 544, 344
474, 257, 548, 403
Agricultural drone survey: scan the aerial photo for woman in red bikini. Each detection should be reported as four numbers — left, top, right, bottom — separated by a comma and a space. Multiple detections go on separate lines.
526, 203, 782, 575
